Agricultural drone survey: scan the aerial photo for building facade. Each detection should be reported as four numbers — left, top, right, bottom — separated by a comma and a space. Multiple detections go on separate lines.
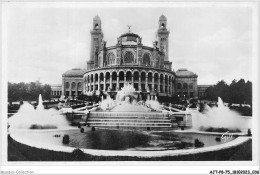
61, 15, 198, 99
50, 84, 62, 98
62, 68, 84, 98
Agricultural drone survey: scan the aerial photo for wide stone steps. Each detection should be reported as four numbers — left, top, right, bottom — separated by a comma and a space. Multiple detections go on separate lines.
86, 112, 172, 128
89, 112, 168, 117
88, 119, 171, 123
88, 116, 170, 120
177, 121, 192, 127
88, 122, 172, 128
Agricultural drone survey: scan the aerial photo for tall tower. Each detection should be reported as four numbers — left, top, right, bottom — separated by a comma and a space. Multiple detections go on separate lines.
157, 14, 170, 61
87, 15, 103, 70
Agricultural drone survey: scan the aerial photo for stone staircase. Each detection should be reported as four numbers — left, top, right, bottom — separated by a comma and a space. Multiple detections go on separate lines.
86, 112, 173, 128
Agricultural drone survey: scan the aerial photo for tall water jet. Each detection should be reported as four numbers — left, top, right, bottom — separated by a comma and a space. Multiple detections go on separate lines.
100, 94, 115, 110
37, 94, 44, 111
103, 83, 151, 112
146, 95, 162, 111
9, 94, 69, 129
191, 97, 250, 131
217, 97, 224, 109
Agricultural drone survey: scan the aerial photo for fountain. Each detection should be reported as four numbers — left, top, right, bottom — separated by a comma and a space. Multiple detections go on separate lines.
191, 97, 251, 131
99, 94, 115, 110
37, 94, 44, 111
8, 91, 252, 160
87, 83, 172, 127
8, 94, 69, 129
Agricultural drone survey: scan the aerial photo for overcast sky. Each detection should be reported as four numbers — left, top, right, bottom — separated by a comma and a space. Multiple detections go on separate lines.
6, 4, 253, 85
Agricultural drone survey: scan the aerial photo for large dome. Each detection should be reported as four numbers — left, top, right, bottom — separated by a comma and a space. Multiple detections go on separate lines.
119, 32, 141, 39
176, 68, 197, 77
119, 32, 141, 44
62, 68, 85, 77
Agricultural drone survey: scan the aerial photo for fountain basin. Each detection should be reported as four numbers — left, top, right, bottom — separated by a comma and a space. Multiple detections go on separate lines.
10, 127, 239, 150
9, 128, 250, 159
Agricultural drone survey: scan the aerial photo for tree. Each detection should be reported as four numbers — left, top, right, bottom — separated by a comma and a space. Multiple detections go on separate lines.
8, 81, 52, 102
205, 79, 252, 105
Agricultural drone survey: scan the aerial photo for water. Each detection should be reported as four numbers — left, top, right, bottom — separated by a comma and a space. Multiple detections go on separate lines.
100, 95, 115, 110
16, 128, 236, 151
116, 83, 137, 102
8, 94, 69, 129
100, 83, 162, 112
192, 97, 249, 130
146, 99, 162, 111
8, 93, 244, 151
37, 94, 44, 111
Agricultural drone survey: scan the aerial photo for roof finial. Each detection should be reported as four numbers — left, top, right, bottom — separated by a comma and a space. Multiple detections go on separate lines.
127, 25, 132, 32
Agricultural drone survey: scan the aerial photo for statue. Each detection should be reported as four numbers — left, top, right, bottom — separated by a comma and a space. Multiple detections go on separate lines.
117, 38, 122, 45
102, 40, 107, 48
153, 41, 157, 49
138, 37, 142, 44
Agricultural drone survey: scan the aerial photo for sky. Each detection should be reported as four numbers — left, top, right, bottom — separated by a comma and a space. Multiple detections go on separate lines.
6, 4, 253, 85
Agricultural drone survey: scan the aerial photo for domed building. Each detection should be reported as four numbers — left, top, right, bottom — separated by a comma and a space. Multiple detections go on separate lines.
61, 15, 198, 100
62, 68, 84, 97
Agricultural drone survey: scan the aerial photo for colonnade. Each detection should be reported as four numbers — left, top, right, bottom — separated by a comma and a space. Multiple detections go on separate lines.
84, 70, 175, 95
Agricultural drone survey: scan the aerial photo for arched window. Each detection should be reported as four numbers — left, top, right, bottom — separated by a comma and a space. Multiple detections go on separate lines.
141, 72, 146, 81
161, 23, 165, 28
126, 71, 132, 81
100, 73, 104, 81
105, 72, 110, 81
107, 53, 115, 65
160, 74, 164, 83
112, 72, 117, 81
119, 71, 124, 81
143, 53, 150, 66
148, 72, 152, 82
91, 74, 93, 82
71, 82, 76, 90
95, 74, 98, 82
124, 51, 134, 64
78, 82, 82, 89
133, 71, 139, 81
65, 82, 70, 89
154, 73, 159, 83
95, 23, 99, 29
177, 83, 182, 89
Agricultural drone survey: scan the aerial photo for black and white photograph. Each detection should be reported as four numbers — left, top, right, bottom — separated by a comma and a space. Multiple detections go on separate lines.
1, 1, 259, 174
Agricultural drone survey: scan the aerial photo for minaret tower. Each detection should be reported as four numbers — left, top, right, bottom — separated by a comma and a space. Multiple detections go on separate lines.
87, 15, 104, 70
157, 14, 170, 62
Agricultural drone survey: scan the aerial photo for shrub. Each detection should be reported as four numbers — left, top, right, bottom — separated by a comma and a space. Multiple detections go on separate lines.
194, 139, 204, 148
247, 129, 252, 136
215, 137, 221, 142
80, 128, 84, 133
62, 135, 70, 144
71, 148, 85, 161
